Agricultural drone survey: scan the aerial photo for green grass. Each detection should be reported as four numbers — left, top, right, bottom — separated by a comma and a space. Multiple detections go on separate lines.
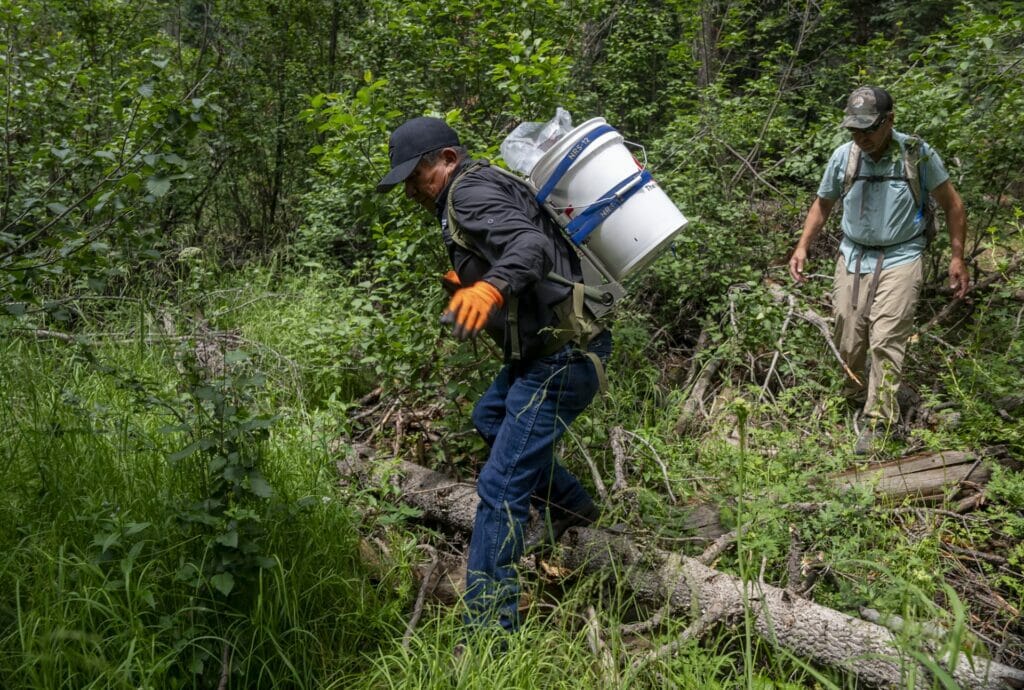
0, 331, 383, 688
1, 261, 1020, 688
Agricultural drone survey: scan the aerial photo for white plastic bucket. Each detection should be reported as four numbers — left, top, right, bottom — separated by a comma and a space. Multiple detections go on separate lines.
529, 117, 687, 281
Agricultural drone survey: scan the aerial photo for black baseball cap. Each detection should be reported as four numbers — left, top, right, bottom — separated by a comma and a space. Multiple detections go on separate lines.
376, 117, 461, 192
841, 86, 894, 129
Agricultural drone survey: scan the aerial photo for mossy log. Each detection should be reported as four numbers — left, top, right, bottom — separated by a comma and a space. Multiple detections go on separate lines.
339, 454, 1024, 690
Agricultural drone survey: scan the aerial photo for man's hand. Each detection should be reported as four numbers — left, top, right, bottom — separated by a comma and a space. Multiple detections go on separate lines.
790, 197, 834, 284
949, 257, 970, 299
441, 280, 503, 340
789, 246, 809, 283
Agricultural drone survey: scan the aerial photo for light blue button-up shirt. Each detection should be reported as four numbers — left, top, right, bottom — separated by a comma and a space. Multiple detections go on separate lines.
817, 129, 949, 273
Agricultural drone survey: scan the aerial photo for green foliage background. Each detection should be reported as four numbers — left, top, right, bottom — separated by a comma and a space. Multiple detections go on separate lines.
1, 0, 1022, 687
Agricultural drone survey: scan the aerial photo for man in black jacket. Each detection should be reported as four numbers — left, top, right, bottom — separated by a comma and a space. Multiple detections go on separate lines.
377, 116, 612, 634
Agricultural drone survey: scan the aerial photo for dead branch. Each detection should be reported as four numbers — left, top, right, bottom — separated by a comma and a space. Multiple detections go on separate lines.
673, 357, 720, 436
403, 545, 440, 651
631, 600, 730, 672
681, 328, 710, 391
760, 292, 797, 402
941, 542, 1009, 567
719, 139, 791, 200
585, 606, 618, 685
619, 610, 667, 637
698, 525, 748, 566
919, 253, 1024, 334
620, 429, 676, 504
610, 426, 630, 495
764, 281, 863, 387
954, 491, 986, 513
218, 641, 231, 690
343, 454, 1024, 689
859, 608, 949, 644
564, 426, 609, 503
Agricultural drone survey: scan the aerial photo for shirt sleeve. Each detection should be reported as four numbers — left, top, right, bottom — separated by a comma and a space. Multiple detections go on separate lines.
919, 142, 950, 192
816, 144, 847, 200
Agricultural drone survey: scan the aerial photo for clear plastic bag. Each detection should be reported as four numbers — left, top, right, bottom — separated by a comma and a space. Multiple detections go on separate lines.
499, 107, 573, 175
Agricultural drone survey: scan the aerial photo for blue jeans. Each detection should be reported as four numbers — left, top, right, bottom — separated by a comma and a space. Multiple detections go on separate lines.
464, 330, 612, 633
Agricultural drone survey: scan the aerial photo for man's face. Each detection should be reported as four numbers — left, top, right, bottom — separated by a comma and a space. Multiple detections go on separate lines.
404, 151, 455, 213
848, 112, 893, 157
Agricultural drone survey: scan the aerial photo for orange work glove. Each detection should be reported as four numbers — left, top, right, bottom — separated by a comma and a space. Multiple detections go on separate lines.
440, 269, 461, 296
441, 280, 504, 340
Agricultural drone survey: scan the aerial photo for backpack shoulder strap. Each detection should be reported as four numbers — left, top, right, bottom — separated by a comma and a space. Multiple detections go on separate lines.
445, 161, 489, 258
902, 135, 923, 207
842, 143, 862, 198
445, 159, 540, 256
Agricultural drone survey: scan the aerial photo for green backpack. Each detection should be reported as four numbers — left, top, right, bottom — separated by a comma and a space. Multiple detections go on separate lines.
842, 135, 938, 246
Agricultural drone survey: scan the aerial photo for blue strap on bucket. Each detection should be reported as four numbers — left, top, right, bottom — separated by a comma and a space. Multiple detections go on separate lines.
535, 124, 617, 204
566, 169, 653, 245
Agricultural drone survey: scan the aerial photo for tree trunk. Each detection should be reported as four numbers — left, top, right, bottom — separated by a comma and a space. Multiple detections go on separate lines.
338, 455, 1024, 690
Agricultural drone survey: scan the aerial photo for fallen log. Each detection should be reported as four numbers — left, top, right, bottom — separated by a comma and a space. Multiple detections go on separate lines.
339, 454, 1024, 690
678, 449, 1014, 545
827, 448, 1018, 503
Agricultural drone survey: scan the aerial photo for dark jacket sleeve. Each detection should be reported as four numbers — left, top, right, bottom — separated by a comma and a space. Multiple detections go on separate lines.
449, 168, 557, 298
442, 162, 585, 361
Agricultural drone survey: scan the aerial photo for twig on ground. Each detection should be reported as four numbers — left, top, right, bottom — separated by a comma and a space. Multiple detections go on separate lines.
674, 357, 721, 435
681, 328, 710, 390
402, 545, 439, 651
795, 306, 861, 386
631, 602, 728, 671
698, 525, 749, 566
218, 641, 231, 690
370, 397, 402, 439
357, 386, 383, 407
610, 427, 629, 495
585, 606, 618, 684
859, 607, 948, 644
619, 428, 676, 504
941, 542, 1009, 566
620, 610, 666, 637
923, 331, 964, 354
393, 408, 404, 457
954, 491, 986, 513
760, 292, 797, 402
564, 426, 608, 503
764, 282, 862, 387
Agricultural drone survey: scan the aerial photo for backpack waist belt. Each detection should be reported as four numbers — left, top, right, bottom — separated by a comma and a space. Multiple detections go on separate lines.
846, 228, 923, 313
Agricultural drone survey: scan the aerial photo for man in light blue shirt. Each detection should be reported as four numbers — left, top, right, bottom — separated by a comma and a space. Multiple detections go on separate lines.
789, 86, 969, 454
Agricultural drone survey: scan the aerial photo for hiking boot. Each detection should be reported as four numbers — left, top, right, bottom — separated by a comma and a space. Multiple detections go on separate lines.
854, 425, 879, 455
526, 502, 600, 556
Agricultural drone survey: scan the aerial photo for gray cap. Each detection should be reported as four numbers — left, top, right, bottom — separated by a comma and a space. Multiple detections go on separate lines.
841, 86, 893, 129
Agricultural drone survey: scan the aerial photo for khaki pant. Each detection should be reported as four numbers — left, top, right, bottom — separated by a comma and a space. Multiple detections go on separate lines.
832, 255, 923, 424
